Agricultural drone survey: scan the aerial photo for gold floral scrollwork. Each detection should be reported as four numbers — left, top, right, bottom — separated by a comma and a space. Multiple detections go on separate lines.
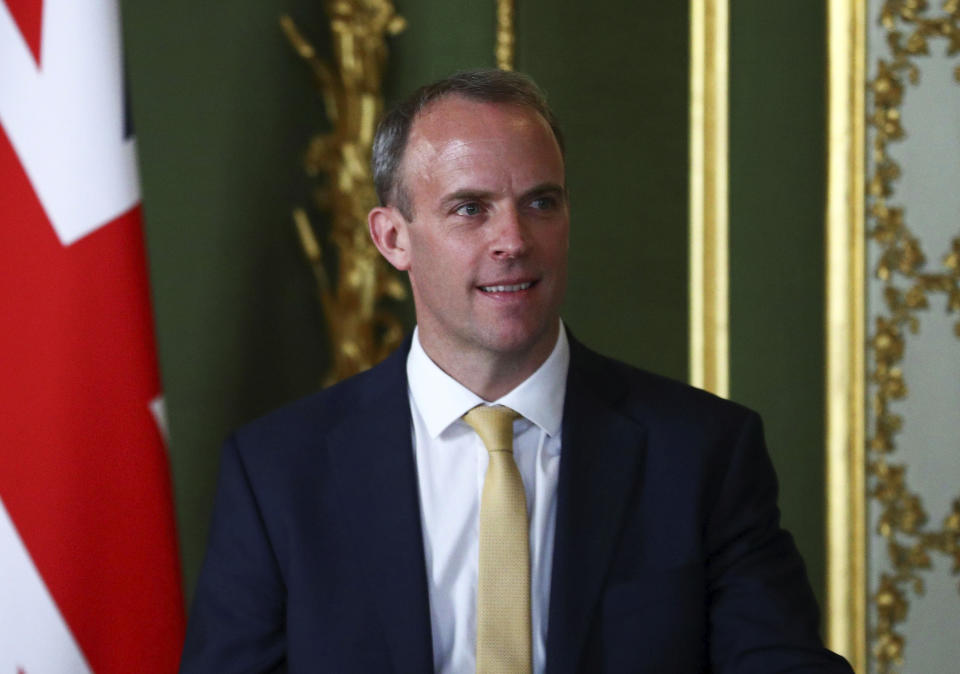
866, 1, 960, 672
280, 2, 407, 386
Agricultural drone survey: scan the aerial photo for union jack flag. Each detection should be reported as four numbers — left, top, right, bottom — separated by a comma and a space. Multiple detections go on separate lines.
0, 1, 184, 670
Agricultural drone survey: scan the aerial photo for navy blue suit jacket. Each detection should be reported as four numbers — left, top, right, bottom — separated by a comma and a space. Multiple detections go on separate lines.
181, 336, 852, 673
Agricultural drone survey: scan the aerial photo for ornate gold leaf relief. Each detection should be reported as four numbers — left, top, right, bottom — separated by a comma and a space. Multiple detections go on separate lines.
280, 2, 407, 386
866, 1, 960, 671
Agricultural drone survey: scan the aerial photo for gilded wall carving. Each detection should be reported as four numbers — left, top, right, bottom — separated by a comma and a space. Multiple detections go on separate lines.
281, 1, 407, 386
866, 1, 960, 671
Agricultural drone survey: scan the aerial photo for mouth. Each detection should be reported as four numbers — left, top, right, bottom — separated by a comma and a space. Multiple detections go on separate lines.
478, 280, 536, 293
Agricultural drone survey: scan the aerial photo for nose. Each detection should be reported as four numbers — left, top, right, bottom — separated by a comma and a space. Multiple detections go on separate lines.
490, 207, 529, 259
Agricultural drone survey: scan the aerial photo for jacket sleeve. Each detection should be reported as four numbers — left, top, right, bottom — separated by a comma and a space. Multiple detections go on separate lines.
179, 435, 287, 673
705, 412, 853, 673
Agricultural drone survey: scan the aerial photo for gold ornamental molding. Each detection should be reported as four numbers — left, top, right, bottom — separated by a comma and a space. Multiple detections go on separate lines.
825, 1, 867, 671
689, 0, 729, 397
280, 1, 408, 386
829, 1, 960, 672
864, 1, 960, 671
496, 0, 515, 70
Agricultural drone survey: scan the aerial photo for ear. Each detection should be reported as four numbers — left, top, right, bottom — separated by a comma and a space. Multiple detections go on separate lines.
368, 206, 411, 271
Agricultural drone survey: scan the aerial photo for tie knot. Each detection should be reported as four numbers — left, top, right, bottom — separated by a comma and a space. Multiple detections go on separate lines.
462, 405, 519, 453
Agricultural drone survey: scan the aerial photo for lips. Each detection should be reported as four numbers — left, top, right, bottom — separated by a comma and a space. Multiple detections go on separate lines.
478, 281, 535, 293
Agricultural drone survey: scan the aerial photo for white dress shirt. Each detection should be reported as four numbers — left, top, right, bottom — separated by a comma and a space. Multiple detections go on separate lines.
406, 323, 569, 674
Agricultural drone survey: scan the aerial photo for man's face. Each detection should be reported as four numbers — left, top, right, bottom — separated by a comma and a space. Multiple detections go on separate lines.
394, 95, 569, 366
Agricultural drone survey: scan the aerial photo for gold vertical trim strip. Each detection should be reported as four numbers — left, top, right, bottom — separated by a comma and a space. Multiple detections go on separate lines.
496, 0, 515, 71
689, 0, 729, 397
825, 0, 867, 670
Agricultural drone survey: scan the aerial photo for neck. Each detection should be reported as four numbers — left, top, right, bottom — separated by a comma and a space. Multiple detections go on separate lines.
417, 324, 560, 401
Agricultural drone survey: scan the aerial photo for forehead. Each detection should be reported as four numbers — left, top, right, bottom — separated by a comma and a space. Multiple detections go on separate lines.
410, 95, 552, 145
399, 96, 564, 196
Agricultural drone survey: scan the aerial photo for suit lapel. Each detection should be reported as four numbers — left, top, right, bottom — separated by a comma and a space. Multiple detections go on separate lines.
545, 341, 647, 674
325, 346, 434, 674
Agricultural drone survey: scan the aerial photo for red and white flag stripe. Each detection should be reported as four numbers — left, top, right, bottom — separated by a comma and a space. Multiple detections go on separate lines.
0, 0, 185, 671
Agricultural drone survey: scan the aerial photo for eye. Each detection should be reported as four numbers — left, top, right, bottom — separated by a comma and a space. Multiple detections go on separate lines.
454, 202, 483, 216
530, 195, 558, 210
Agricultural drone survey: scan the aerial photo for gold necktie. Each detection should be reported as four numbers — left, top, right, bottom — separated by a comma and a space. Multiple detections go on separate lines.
462, 405, 532, 674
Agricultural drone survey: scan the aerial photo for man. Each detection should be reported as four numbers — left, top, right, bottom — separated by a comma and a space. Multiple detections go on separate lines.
181, 70, 852, 673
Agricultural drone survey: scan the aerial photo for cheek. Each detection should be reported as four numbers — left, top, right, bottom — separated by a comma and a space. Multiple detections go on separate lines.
540, 231, 570, 268
406, 231, 438, 273
417, 237, 478, 274
407, 236, 474, 295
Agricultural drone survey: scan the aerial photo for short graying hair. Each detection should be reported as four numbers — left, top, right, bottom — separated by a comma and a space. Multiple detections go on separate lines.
371, 69, 565, 220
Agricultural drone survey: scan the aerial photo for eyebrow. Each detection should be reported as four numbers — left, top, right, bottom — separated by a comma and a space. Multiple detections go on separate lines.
521, 182, 566, 201
440, 182, 567, 208
440, 189, 495, 207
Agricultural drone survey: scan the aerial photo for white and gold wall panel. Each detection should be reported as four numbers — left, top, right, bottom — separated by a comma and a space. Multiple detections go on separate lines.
828, 1, 960, 672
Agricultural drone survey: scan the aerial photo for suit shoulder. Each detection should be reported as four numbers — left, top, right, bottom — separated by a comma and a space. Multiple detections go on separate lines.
571, 341, 756, 433
230, 346, 408, 460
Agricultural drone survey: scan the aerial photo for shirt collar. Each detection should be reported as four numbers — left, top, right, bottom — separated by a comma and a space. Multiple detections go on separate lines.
406, 321, 570, 440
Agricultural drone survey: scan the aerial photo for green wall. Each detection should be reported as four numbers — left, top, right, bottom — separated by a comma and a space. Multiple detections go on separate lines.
521, 1, 690, 380
729, 1, 828, 606
122, 1, 333, 602
124, 0, 827, 615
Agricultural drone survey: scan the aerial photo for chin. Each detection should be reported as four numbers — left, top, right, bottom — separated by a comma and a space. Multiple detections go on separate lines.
481, 321, 555, 358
